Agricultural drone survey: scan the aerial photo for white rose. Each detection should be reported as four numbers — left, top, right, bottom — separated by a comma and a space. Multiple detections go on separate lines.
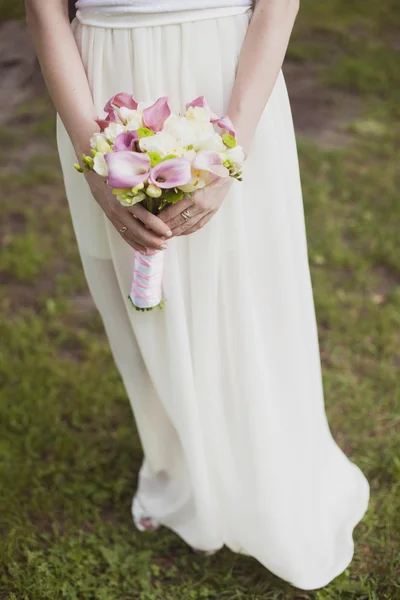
163, 114, 215, 148
104, 122, 126, 143
162, 115, 193, 147
119, 107, 144, 130
195, 132, 225, 153
93, 153, 108, 177
139, 131, 183, 157
185, 106, 210, 124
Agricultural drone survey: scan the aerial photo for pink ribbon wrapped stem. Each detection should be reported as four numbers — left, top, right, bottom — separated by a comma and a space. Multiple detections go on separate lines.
129, 249, 165, 310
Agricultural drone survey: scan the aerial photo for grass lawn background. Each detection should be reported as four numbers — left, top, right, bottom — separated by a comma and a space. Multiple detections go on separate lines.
0, 1, 399, 598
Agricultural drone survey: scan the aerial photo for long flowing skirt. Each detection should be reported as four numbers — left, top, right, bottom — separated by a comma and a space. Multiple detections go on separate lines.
56, 5, 370, 590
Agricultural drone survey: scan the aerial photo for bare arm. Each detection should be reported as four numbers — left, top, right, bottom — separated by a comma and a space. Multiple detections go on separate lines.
228, 0, 300, 157
25, 0, 171, 251
160, 0, 300, 236
25, 0, 99, 157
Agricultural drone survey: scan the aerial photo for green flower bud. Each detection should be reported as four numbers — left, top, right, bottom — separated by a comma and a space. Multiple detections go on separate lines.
146, 183, 162, 198
112, 188, 130, 195
131, 182, 145, 195
222, 133, 237, 148
90, 149, 97, 157
82, 154, 94, 168
73, 163, 84, 173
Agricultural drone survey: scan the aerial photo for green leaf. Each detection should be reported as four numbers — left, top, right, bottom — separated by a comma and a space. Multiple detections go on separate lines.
147, 151, 163, 167
164, 188, 185, 205
137, 127, 155, 138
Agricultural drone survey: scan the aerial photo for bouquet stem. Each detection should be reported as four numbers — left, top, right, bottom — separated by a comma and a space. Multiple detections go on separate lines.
129, 249, 165, 310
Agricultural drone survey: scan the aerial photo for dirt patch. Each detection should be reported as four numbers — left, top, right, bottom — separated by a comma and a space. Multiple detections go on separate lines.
284, 61, 361, 147
0, 21, 43, 124
0, 20, 362, 148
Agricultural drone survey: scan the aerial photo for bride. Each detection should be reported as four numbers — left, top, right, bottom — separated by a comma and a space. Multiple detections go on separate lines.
26, 0, 370, 590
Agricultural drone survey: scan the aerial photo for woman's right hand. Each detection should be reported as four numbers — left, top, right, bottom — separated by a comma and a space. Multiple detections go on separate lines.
84, 171, 172, 253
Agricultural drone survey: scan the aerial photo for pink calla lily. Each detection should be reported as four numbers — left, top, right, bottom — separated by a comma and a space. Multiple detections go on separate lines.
105, 151, 150, 188
192, 151, 230, 180
185, 97, 236, 137
148, 157, 192, 189
143, 97, 171, 132
104, 93, 138, 113
215, 115, 236, 138
185, 96, 219, 121
103, 93, 138, 122
114, 131, 139, 152
95, 118, 114, 132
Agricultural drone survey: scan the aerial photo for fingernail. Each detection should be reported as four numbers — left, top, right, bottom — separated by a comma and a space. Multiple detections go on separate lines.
160, 244, 168, 250
165, 230, 172, 237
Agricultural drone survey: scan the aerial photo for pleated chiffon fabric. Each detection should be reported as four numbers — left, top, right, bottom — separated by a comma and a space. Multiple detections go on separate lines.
56, 6, 370, 590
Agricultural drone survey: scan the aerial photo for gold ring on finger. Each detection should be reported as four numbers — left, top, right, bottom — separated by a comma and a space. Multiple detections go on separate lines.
181, 209, 192, 221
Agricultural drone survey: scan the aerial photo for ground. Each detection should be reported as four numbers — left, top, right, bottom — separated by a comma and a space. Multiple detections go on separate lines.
0, 1, 399, 599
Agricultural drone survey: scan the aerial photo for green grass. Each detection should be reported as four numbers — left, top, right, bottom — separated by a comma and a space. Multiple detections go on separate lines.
0, 0, 24, 20
1, 0, 400, 598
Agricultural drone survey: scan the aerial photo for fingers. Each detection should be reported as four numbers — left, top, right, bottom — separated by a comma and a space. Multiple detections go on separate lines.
128, 216, 169, 250
157, 195, 194, 226
113, 218, 148, 253
130, 203, 173, 238
181, 211, 214, 236
170, 210, 206, 237
166, 202, 204, 233
110, 209, 168, 252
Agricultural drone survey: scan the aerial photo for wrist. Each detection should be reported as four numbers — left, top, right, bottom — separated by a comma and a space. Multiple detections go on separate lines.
227, 114, 252, 161
72, 121, 100, 161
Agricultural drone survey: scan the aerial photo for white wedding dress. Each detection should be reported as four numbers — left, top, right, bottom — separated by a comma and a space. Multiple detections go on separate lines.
56, 1, 370, 590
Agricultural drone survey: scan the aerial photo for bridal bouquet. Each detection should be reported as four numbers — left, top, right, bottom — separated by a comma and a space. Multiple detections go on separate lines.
74, 93, 245, 311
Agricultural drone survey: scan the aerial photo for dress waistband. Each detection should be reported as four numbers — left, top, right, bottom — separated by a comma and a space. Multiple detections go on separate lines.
75, 5, 252, 28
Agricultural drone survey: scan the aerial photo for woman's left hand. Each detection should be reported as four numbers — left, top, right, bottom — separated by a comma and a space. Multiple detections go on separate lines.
158, 176, 234, 237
